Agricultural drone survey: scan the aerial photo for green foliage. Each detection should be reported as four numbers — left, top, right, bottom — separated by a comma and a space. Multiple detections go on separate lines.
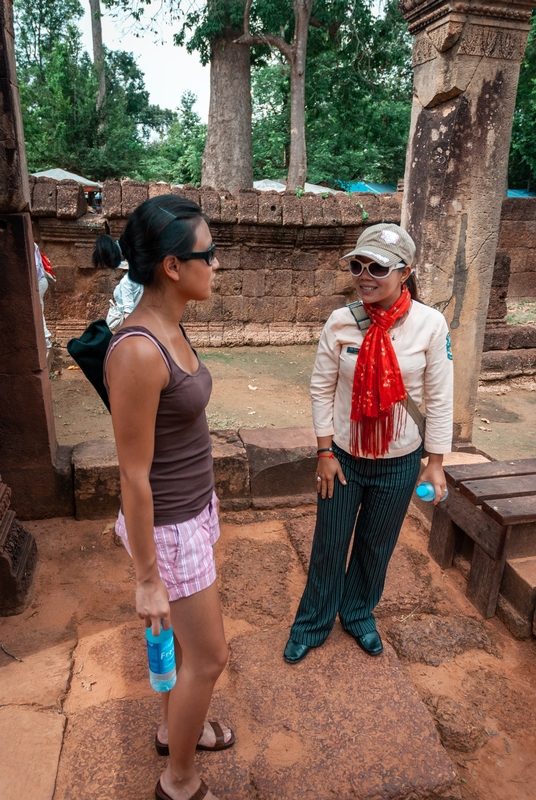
509, 12, 536, 191
15, 0, 175, 181
251, 0, 413, 186
135, 91, 207, 184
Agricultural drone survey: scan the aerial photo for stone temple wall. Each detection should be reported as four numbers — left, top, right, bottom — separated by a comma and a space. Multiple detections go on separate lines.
30, 177, 535, 350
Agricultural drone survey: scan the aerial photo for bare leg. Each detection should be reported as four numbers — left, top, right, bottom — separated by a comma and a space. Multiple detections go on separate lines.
159, 581, 228, 800
157, 634, 232, 749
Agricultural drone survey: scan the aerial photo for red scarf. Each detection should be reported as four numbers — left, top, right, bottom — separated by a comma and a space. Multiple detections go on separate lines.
350, 286, 411, 458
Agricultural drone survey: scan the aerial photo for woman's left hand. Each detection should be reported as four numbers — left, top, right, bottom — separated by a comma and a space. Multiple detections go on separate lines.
420, 454, 447, 505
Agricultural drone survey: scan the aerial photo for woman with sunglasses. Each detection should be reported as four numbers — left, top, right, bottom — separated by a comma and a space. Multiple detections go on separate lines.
284, 223, 453, 664
93, 195, 231, 800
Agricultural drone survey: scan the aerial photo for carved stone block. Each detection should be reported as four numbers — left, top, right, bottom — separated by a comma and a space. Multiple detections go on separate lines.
121, 180, 148, 217
237, 189, 258, 225
56, 180, 87, 220
200, 187, 221, 222
101, 181, 122, 218
0, 481, 38, 616
32, 177, 57, 217
148, 182, 171, 198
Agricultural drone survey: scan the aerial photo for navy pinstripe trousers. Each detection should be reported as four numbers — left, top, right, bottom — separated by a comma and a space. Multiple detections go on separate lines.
289, 442, 422, 645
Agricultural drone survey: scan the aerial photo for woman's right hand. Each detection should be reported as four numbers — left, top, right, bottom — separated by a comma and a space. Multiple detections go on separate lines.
316, 456, 347, 499
136, 577, 171, 635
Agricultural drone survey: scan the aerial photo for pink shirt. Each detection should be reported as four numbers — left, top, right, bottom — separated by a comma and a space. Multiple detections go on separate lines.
310, 301, 453, 458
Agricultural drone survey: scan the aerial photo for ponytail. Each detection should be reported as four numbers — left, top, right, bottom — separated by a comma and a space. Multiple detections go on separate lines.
92, 235, 123, 270
404, 271, 421, 302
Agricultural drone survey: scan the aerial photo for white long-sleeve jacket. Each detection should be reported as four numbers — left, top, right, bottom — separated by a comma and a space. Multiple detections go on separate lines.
310, 301, 454, 458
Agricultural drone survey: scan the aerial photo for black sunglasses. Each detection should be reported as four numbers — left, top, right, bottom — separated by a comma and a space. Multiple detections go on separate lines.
183, 242, 216, 266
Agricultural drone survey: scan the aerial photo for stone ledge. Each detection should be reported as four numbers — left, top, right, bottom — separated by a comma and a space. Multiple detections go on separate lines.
71, 428, 321, 519
480, 348, 536, 381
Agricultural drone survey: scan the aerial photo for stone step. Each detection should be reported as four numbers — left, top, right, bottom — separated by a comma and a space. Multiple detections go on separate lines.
497, 555, 536, 638
71, 428, 317, 519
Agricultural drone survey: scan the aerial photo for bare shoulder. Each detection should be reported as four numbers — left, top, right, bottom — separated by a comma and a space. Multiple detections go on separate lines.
107, 333, 169, 391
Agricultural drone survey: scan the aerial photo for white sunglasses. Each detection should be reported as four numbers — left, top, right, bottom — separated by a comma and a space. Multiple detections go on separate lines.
348, 259, 407, 279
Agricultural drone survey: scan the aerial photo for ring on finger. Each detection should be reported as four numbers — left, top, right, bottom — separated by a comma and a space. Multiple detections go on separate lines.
316, 476, 322, 481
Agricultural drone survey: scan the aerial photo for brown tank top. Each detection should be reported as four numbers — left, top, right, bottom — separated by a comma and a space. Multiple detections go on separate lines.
105, 325, 214, 525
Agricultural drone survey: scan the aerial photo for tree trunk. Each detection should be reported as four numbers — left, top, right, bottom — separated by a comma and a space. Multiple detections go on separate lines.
202, 26, 253, 192
89, 0, 106, 114
286, 0, 313, 190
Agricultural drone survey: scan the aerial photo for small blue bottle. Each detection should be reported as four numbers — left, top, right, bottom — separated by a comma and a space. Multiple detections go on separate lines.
415, 481, 448, 503
145, 624, 177, 692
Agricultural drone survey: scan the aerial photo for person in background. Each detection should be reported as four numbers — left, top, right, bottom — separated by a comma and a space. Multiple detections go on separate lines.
34, 242, 54, 349
94, 195, 232, 800
101, 248, 144, 331
284, 223, 453, 664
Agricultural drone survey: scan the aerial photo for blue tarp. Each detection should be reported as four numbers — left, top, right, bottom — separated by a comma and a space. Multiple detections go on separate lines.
341, 182, 535, 198
340, 181, 397, 194
507, 189, 536, 198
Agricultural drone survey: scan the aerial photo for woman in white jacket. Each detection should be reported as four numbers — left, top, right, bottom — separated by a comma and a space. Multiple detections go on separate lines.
284, 223, 453, 664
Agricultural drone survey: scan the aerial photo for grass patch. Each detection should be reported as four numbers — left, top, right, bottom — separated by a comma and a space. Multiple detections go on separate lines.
506, 300, 536, 327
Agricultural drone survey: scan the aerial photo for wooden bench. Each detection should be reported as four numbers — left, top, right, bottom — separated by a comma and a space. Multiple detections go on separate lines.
428, 458, 536, 618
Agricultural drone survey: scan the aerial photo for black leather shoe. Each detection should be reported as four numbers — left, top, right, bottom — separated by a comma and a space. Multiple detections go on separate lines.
284, 638, 311, 663
353, 631, 383, 656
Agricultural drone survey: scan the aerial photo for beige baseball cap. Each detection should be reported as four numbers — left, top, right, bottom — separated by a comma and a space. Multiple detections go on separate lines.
343, 223, 416, 267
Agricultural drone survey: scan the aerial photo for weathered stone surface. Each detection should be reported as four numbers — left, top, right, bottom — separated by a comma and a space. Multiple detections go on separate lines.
101, 181, 122, 218
423, 695, 488, 753
72, 440, 120, 520
239, 427, 317, 503
56, 180, 86, 220
0, 634, 76, 705
480, 348, 536, 380
0, 3, 30, 213
501, 196, 536, 221
0, 707, 65, 800
229, 626, 460, 800
496, 594, 533, 640
172, 183, 200, 205
32, 177, 57, 216
211, 430, 250, 510
400, 0, 534, 443
219, 537, 294, 626
219, 191, 238, 224
286, 515, 440, 617
121, 180, 148, 216
0, 212, 73, 517
200, 186, 221, 222
509, 325, 536, 349
281, 191, 303, 226
237, 189, 258, 224
483, 326, 511, 351
148, 182, 171, 198
497, 556, 536, 638
387, 614, 498, 665
0, 506, 38, 616
321, 193, 341, 226
380, 192, 402, 222
258, 191, 282, 225
54, 694, 251, 800
301, 193, 324, 227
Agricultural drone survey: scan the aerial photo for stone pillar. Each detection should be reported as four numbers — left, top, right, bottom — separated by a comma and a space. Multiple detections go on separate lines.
0, 1, 73, 517
399, 0, 534, 444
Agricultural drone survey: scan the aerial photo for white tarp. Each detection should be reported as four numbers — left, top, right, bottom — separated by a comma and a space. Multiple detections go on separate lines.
32, 168, 102, 190
254, 179, 338, 195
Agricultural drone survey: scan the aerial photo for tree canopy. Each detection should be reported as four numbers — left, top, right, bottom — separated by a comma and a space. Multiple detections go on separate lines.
509, 11, 536, 191
15, 0, 174, 181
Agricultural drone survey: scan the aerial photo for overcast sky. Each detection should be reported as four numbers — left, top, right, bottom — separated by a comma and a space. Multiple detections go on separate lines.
78, 5, 211, 121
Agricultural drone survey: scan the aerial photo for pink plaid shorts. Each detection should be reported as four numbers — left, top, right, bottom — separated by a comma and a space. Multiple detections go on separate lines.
115, 492, 220, 600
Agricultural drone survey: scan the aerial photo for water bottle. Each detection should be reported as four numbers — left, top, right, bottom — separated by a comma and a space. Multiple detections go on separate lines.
415, 481, 448, 503
145, 623, 177, 692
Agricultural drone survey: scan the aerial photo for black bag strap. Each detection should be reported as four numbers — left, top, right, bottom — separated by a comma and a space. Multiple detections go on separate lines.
346, 301, 426, 437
